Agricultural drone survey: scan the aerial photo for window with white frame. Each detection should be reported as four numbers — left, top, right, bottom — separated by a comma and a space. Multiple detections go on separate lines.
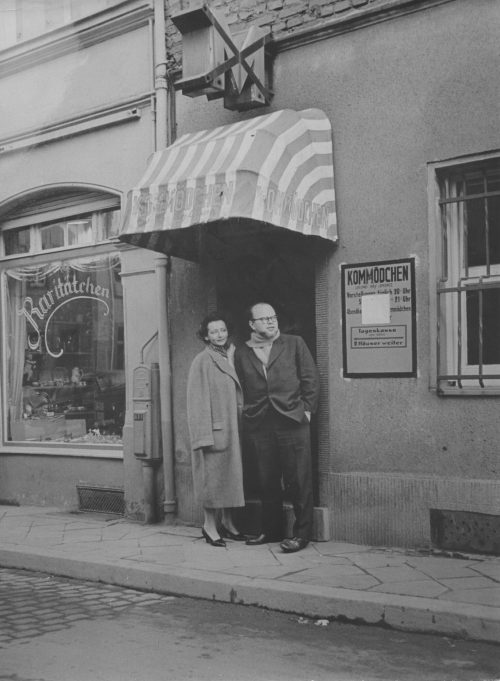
436, 157, 500, 393
1, 196, 125, 449
0, 0, 123, 50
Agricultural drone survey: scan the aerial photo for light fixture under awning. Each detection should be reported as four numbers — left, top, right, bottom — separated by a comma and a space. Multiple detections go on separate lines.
118, 108, 337, 258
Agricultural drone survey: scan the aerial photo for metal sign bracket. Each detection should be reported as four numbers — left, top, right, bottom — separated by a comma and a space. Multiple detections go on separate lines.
171, 2, 273, 110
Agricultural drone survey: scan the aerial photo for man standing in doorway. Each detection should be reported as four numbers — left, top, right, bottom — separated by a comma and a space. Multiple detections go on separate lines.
234, 302, 320, 553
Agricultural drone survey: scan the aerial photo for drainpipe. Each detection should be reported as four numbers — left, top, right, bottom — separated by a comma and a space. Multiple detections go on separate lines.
142, 362, 162, 524
153, 0, 177, 521
154, 0, 168, 150
156, 256, 176, 521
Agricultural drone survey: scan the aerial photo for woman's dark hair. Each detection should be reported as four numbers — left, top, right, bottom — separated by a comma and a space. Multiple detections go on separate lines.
197, 312, 230, 342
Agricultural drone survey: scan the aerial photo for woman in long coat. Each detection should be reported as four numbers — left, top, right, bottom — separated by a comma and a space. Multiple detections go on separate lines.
187, 312, 245, 547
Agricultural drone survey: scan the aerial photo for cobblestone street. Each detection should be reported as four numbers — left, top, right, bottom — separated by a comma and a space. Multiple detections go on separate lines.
1, 567, 500, 681
0, 568, 174, 650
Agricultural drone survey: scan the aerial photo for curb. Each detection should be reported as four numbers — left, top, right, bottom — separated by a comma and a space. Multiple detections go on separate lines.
1, 546, 499, 644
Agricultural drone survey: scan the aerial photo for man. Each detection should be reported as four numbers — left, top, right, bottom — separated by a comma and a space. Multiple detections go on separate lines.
234, 302, 320, 553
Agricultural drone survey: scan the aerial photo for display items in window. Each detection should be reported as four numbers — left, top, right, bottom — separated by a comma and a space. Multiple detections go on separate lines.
5, 253, 124, 444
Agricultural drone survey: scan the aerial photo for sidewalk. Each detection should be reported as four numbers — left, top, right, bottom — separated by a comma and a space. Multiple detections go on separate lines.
0, 505, 499, 644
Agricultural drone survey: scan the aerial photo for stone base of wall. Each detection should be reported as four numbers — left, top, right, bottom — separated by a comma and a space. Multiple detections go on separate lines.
328, 472, 500, 549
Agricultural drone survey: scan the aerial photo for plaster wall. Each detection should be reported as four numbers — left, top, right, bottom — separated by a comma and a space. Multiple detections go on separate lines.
120, 248, 164, 520
0, 455, 122, 509
267, 0, 500, 480
280, 0, 500, 544
173, 0, 500, 545
0, 111, 153, 203
0, 17, 156, 511
169, 257, 218, 525
0, 106, 157, 510
0, 25, 151, 138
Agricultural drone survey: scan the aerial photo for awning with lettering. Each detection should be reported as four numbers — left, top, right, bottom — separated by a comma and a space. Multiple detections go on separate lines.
118, 108, 337, 259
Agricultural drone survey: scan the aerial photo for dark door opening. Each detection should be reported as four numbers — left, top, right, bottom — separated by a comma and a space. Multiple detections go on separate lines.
214, 234, 319, 505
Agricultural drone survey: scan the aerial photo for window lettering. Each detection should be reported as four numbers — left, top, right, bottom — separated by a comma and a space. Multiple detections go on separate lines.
5, 254, 124, 445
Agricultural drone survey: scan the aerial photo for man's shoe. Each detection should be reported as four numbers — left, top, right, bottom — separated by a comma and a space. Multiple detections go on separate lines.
280, 537, 309, 553
245, 533, 271, 545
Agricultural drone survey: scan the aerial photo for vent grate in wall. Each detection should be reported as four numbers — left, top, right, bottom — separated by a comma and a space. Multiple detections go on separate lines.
77, 485, 124, 516
430, 509, 500, 556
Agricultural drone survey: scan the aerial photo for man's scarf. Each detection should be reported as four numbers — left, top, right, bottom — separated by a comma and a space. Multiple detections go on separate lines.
246, 330, 280, 369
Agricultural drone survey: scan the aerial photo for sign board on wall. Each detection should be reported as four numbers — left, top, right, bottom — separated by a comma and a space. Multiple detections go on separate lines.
341, 258, 416, 378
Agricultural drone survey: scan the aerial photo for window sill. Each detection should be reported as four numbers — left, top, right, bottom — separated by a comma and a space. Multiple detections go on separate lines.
437, 385, 500, 397
0, 442, 123, 459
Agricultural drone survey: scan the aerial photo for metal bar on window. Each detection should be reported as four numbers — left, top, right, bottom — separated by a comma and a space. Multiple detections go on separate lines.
439, 185, 449, 281
484, 172, 490, 276
436, 287, 442, 382
456, 281, 463, 388
439, 189, 500, 205
478, 283, 484, 388
460, 176, 469, 279
438, 281, 500, 293
438, 373, 500, 382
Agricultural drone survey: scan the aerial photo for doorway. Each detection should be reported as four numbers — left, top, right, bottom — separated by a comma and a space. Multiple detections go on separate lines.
214, 231, 319, 505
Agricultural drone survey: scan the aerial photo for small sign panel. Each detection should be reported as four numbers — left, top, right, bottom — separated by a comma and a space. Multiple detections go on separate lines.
133, 365, 151, 401
341, 258, 416, 377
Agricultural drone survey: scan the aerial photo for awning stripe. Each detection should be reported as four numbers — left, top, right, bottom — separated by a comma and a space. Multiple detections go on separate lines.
277, 143, 332, 193
118, 108, 338, 251
253, 120, 334, 225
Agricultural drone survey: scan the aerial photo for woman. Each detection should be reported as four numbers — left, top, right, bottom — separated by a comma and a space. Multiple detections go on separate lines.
187, 312, 245, 547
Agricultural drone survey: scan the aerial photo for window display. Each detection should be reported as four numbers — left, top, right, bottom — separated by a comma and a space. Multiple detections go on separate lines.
5, 253, 124, 444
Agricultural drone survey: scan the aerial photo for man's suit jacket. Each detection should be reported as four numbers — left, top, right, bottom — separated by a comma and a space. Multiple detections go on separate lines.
234, 333, 320, 426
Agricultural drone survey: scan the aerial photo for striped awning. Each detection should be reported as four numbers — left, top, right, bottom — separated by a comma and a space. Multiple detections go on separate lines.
118, 108, 337, 257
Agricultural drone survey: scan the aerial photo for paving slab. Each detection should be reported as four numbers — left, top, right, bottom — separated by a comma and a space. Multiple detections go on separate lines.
0, 505, 499, 644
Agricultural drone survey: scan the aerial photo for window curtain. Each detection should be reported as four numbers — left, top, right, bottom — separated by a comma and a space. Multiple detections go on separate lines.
6, 277, 27, 430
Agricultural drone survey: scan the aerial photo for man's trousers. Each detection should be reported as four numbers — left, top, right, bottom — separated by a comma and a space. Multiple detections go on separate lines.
243, 410, 313, 541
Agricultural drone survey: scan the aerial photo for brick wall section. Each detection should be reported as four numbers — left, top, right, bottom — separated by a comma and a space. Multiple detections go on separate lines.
165, 0, 391, 71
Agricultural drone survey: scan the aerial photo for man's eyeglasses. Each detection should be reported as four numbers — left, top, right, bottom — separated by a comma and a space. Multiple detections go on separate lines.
252, 315, 277, 324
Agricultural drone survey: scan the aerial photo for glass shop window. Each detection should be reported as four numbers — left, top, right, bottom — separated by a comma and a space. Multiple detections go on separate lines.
4, 253, 125, 445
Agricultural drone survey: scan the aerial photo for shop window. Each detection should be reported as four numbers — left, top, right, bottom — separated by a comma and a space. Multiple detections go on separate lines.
1, 201, 124, 448
4, 253, 124, 445
0, 0, 123, 50
3, 210, 120, 257
435, 158, 500, 394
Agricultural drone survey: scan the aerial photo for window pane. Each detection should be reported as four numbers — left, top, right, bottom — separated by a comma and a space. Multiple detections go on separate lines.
45, 0, 67, 32
97, 210, 120, 241
487, 169, 500, 193
67, 219, 92, 246
466, 288, 500, 365
40, 223, 65, 250
0, 0, 17, 50
70, 0, 120, 21
19, 1, 46, 41
464, 174, 483, 196
4, 227, 31, 255
5, 254, 124, 445
465, 196, 500, 268
1, 0, 124, 48
466, 198, 485, 267
488, 195, 500, 265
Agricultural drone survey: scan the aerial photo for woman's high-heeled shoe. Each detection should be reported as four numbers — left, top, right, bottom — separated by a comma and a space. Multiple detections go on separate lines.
220, 524, 246, 541
202, 528, 226, 547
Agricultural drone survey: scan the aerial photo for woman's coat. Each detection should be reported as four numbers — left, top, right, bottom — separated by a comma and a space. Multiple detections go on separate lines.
186, 345, 245, 508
